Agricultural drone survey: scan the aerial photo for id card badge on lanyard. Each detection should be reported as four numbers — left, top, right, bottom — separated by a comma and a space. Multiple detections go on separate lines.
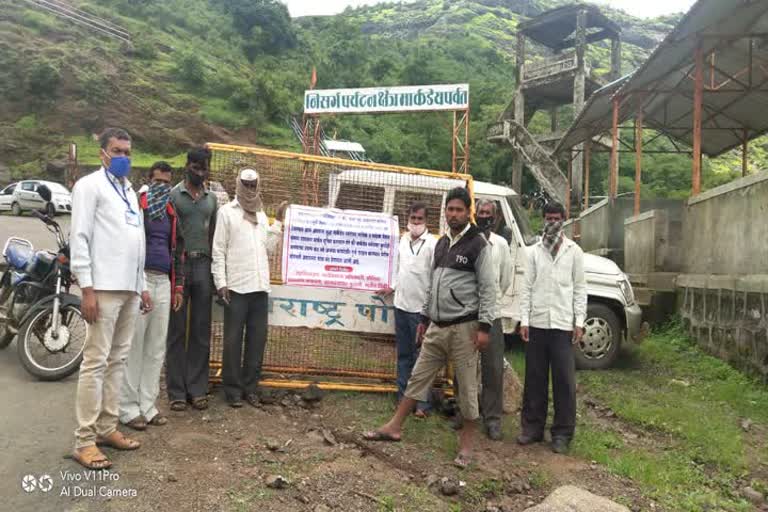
105, 171, 138, 227
125, 210, 139, 226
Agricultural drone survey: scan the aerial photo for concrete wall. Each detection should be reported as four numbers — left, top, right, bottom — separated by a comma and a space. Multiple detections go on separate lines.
624, 209, 683, 275
681, 171, 768, 275
676, 171, 768, 380
576, 197, 684, 267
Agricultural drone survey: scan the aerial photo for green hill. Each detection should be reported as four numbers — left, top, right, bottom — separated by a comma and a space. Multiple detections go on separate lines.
0, 0, 750, 196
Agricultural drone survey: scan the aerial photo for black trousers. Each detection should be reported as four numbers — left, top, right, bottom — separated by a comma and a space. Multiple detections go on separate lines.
521, 327, 576, 440
222, 291, 268, 402
166, 257, 213, 402
480, 318, 505, 425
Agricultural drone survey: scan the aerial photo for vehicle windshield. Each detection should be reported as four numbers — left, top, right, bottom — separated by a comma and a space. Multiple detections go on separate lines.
507, 195, 539, 246
46, 183, 70, 194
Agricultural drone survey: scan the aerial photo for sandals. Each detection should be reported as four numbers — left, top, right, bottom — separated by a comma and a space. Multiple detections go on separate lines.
413, 410, 429, 419
453, 453, 472, 469
245, 393, 260, 408
147, 414, 168, 426
96, 431, 141, 451
123, 416, 147, 431
72, 446, 112, 470
170, 400, 187, 412
190, 396, 209, 410
362, 430, 401, 442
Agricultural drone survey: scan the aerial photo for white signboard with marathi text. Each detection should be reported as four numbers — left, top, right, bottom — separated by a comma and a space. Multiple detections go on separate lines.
282, 205, 398, 292
304, 84, 469, 114
268, 284, 395, 334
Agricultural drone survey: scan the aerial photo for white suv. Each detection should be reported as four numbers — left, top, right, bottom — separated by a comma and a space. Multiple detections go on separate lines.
328, 170, 645, 369
9, 180, 72, 216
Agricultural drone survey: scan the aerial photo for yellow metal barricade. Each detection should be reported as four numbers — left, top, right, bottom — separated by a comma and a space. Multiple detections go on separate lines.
204, 143, 473, 392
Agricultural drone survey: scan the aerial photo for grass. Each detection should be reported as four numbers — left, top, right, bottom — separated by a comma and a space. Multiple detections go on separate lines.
67, 135, 187, 168
571, 322, 768, 511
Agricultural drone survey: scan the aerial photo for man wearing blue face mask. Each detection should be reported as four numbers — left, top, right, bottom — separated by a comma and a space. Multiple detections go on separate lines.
70, 128, 151, 470
119, 162, 185, 431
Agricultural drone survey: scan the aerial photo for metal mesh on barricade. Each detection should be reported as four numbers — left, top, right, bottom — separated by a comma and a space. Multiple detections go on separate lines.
204, 143, 473, 391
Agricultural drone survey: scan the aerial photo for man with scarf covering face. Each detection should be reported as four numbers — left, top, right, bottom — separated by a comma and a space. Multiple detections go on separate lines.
119, 162, 184, 431
212, 169, 287, 408
518, 202, 586, 454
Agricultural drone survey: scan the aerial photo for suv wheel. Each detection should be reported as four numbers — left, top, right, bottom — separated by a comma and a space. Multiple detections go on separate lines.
575, 303, 621, 370
11, 202, 22, 216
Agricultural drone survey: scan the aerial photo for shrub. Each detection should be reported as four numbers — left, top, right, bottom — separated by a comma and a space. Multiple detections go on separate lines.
27, 61, 62, 98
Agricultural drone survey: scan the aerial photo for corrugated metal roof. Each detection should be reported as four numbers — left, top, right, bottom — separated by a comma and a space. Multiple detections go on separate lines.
556, 0, 768, 157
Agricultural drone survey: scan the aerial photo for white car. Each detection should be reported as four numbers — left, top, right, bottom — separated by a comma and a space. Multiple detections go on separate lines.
0, 183, 18, 211
9, 180, 72, 216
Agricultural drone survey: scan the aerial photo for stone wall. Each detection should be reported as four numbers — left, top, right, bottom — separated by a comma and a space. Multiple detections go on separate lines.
678, 274, 768, 380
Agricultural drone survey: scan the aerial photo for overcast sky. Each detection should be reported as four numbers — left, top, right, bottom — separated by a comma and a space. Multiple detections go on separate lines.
284, 0, 696, 18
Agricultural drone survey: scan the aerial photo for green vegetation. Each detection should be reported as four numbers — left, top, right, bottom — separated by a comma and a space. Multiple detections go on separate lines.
0, 0, 758, 197
572, 323, 768, 511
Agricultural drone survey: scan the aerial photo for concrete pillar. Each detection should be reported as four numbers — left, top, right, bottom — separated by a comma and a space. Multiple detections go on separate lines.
550, 107, 559, 133
611, 36, 622, 81
512, 31, 526, 193
571, 8, 588, 208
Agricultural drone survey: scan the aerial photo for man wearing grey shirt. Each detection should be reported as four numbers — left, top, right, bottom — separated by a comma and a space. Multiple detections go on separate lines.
167, 148, 218, 412
70, 128, 151, 470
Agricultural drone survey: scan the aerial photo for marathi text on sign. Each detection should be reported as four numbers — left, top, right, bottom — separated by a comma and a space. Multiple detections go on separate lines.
266, 285, 395, 335
282, 205, 398, 292
304, 84, 469, 114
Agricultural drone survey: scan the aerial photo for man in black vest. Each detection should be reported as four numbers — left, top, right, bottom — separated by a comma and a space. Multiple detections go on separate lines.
363, 187, 498, 468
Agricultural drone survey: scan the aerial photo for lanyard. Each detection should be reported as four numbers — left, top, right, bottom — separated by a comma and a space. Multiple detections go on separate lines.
409, 238, 426, 256
104, 170, 135, 213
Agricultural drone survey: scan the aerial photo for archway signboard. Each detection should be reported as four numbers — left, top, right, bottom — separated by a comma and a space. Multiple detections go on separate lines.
301, 83, 470, 173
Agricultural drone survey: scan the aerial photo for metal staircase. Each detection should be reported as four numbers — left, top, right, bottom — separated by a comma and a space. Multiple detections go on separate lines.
487, 119, 568, 204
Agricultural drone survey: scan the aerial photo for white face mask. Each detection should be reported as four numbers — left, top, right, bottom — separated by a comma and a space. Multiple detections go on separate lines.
408, 223, 426, 237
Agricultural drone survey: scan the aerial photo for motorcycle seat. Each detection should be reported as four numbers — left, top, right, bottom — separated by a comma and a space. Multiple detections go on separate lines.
6, 244, 34, 270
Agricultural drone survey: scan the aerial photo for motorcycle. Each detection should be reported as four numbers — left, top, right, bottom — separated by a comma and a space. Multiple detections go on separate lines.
0, 185, 86, 380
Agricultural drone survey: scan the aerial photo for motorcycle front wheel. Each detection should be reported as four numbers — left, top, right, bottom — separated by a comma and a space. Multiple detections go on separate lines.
18, 304, 87, 381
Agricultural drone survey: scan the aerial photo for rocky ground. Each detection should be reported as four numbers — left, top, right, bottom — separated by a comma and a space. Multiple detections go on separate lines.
48, 385, 653, 512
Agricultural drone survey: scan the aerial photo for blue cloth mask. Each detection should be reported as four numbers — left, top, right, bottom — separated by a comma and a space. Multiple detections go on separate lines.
108, 156, 131, 178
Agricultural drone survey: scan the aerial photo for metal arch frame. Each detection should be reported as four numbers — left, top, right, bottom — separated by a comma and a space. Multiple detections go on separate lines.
301, 108, 471, 175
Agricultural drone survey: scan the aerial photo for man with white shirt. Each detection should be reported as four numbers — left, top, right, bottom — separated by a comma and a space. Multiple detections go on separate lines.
212, 169, 287, 408
376, 202, 436, 417
70, 128, 150, 470
518, 202, 587, 454
475, 199, 512, 440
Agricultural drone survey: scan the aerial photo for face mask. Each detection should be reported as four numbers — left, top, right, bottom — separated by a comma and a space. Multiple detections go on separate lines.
187, 170, 205, 186
147, 182, 171, 219
107, 156, 131, 178
476, 216, 495, 232
408, 223, 426, 237
149, 181, 171, 196
543, 220, 563, 237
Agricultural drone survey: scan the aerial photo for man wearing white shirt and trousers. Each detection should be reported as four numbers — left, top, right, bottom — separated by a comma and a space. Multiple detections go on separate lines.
518, 202, 587, 454
377, 202, 436, 417
70, 128, 150, 470
474, 199, 512, 440
212, 169, 287, 408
